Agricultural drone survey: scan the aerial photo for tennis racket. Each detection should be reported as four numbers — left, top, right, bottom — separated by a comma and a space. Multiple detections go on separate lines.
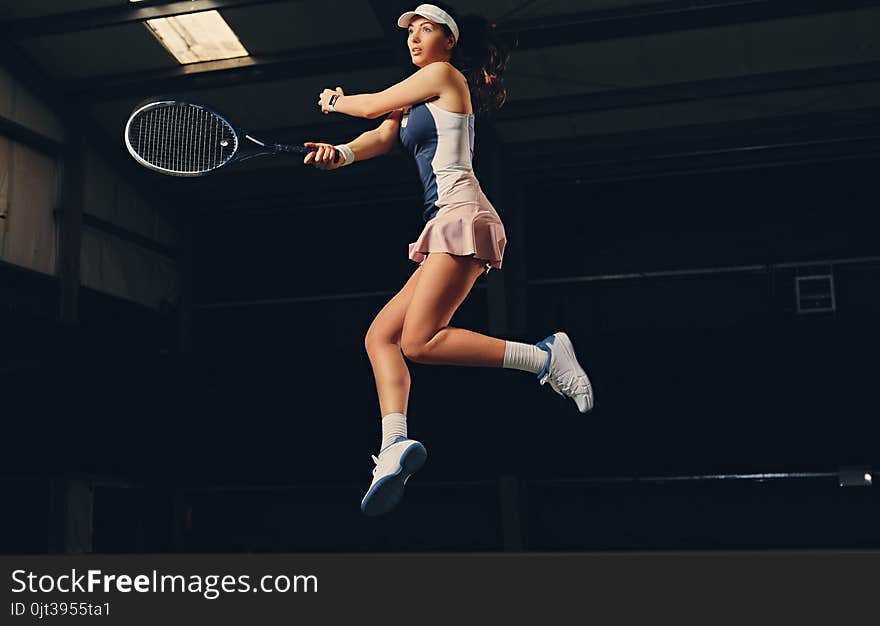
123, 99, 338, 176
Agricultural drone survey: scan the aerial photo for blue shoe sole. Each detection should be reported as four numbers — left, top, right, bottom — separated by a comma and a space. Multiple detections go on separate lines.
360, 442, 427, 517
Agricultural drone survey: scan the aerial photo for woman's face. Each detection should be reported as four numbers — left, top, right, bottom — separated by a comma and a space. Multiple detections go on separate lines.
406, 16, 453, 67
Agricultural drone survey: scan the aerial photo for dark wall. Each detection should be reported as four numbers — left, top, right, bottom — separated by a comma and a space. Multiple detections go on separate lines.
2, 152, 878, 554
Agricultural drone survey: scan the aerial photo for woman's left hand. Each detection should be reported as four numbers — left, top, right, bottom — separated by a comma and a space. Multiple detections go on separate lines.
319, 87, 344, 114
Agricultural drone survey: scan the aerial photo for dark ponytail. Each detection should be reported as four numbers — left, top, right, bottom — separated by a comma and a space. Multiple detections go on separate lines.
430, 2, 513, 116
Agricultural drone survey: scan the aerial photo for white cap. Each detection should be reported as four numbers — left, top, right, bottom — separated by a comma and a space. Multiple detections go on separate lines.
397, 3, 459, 45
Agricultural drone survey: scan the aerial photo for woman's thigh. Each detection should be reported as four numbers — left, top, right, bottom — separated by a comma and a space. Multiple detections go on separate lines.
365, 264, 424, 347
400, 253, 486, 350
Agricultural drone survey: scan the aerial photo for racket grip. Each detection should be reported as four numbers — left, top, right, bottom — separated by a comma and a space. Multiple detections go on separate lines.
292, 144, 340, 163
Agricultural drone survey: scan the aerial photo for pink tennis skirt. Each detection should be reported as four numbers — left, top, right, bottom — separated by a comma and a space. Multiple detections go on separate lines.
408, 172, 507, 274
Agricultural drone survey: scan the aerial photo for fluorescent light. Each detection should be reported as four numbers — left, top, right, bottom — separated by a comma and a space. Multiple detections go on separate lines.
144, 10, 249, 64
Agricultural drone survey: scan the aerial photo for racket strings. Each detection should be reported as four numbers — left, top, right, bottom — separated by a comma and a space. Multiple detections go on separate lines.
127, 104, 236, 174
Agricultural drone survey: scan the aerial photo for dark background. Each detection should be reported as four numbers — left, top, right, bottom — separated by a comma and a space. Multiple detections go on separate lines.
1, 0, 878, 554
4, 150, 878, 554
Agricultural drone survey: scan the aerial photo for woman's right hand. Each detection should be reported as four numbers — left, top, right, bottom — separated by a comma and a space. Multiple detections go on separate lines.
303, 142, 343, 170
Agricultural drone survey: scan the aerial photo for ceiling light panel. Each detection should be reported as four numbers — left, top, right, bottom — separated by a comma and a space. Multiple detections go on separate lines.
144, 10, 249, 65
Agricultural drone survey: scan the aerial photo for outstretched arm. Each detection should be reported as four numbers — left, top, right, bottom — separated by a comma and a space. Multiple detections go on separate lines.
340, 108, 403, 160
303, 109, 404, 170
324, 62, 453, 119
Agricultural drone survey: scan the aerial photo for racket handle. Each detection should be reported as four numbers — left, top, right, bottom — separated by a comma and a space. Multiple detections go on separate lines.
279, 143, 340, 163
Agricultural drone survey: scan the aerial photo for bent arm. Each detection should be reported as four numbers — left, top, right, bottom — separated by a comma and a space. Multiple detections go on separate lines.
331, 63, 452, 119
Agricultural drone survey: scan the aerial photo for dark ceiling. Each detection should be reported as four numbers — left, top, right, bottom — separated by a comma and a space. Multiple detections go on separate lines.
3, 0, 880, 222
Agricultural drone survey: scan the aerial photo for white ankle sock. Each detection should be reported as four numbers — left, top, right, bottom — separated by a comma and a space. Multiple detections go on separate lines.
380, 412, 408, 453
502, 340, 550, 374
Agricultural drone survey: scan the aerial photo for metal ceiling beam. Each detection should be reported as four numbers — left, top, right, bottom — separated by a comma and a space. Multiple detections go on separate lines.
495, 60, 880, 122
81, 213, 178, 261
1, 0, 294, 38
8, 0, 880, 41
505, 114, 880, 183
503, 0, 880, 50
58, 0, 880, 102
63, 40, 395, 100
0, 113, 63, 156
503, 104, 880, 159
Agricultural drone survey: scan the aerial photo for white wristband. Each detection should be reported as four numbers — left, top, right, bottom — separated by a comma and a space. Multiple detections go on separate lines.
334, 143, 355, 166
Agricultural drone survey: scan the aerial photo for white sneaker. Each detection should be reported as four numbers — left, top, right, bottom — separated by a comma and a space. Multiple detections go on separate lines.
360, 436, 427, 517
535, 331, 594, 413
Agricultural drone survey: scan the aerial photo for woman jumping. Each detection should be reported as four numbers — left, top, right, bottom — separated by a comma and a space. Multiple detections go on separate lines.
304, 2, 594, 516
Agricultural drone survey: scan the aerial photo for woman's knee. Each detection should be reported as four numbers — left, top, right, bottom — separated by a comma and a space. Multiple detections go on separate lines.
365, 325, 396, 353
365, 267, 422, 353
365, 309, 407, 353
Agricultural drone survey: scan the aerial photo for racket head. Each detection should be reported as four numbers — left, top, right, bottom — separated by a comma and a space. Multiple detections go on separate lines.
124, 100, 240, 177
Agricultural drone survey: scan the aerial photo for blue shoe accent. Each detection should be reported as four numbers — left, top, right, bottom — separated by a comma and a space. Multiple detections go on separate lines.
534, 331, 595, 413
361, 441, 427, 517
534, 334, 555, 381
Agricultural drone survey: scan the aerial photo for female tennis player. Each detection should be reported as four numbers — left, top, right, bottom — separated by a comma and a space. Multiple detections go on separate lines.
304, 3, 594, 516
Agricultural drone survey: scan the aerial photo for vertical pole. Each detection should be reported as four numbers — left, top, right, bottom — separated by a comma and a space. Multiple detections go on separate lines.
48, 477, 93, 554
177, 215, 194, 356
474, 117, 527, 337
58, 124, 85, 325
